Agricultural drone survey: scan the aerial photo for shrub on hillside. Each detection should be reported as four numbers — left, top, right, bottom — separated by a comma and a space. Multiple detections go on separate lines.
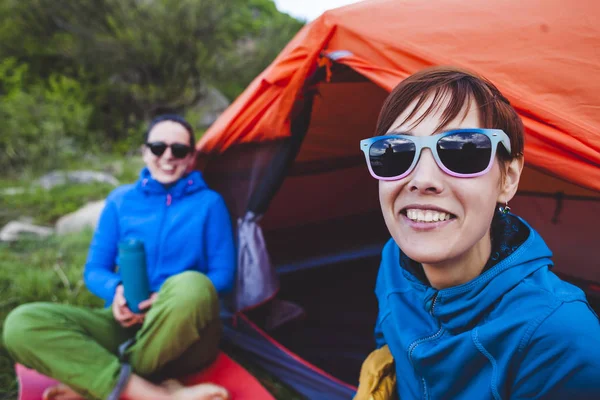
0, 0, 304, 148
0, 58, 93, 174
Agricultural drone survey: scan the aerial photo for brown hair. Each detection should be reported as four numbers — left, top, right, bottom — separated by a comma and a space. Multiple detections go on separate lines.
375, 66, 524, 162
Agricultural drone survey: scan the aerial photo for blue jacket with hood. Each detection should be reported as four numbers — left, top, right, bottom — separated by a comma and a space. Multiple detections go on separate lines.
375, 214, 600, 399
84, 168, 236, 305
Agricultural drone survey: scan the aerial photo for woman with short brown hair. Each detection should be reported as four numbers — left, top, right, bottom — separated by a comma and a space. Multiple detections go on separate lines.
355, 67, 600, 399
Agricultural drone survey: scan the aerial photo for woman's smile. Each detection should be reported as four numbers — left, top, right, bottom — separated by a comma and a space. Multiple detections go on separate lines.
143, 120, 194, 185
401, 211, 455, 232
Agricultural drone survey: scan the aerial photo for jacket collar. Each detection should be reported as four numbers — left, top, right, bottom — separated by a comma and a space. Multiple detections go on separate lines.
136, 167, 208, 197
387, 215, 554, 332
401, 212, 530, 286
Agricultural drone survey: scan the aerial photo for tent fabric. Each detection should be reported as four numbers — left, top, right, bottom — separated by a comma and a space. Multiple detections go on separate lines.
198, 0, 600, 192
222, 314, 357, 400
510, 193, 600, 283
270, 189, 600, 283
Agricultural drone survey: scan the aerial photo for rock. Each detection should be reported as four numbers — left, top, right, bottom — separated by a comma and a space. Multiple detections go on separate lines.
18, 216, 35, 224
37, 171, 119, 190
103, 160, 124, 178
0, 221, 54, 242
192, 87, 231, 129
1, 187, 26, 196
55, 200, 106, 235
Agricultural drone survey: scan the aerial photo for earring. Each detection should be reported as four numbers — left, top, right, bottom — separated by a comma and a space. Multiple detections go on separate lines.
498, 201, 511, 214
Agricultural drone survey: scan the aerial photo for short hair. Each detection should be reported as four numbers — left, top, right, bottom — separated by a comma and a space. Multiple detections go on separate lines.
144, 114, 195, 148
375, 66, 524, 163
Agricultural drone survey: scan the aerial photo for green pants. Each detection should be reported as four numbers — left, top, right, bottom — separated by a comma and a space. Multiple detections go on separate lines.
3, 271, 221, 400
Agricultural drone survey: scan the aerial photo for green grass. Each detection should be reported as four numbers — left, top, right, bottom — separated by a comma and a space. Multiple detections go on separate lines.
0, 158, 304, 400
0, 232, 103, 399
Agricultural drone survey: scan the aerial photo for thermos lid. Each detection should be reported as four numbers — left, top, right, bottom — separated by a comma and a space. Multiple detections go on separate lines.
118, 238, 145, 251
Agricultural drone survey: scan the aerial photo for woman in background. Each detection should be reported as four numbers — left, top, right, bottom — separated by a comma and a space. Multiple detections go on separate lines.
4, 115, 235, 400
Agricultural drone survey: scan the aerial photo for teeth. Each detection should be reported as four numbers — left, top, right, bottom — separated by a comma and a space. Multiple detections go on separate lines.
405, 209, 452, 223
160, 164, 174, 171
425, 211, 433, 222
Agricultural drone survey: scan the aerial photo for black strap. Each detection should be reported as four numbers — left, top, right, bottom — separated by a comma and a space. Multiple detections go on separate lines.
107, 338, 136, 399
107, 363, 132, 400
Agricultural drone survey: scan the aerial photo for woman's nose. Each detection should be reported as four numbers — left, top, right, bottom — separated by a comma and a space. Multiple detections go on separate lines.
407, 148, 444, 194
161, 146, 174, 160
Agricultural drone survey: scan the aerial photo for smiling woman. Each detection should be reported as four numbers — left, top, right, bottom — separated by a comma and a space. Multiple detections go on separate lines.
354, 67, 600, 400
143, 118, 195, 185
378, 96, 521, 288
3, 115, 237, 400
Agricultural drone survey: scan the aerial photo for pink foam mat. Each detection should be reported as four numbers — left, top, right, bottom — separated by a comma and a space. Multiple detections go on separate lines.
16, 352, 275, 400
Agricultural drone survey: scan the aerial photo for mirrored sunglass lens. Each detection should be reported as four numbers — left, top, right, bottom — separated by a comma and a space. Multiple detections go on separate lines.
148, 143, 167, 156
369, 137, 416, 178
171, 144, 191, 158
437, 132, 492, 174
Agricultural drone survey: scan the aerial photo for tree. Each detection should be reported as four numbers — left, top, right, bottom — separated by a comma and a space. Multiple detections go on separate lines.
0, 0, 304, 143
211, 0, 306, 100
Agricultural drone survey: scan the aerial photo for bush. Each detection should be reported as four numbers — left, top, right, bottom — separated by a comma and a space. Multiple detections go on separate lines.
0, 0, 304, 152
0, 58, 94, 174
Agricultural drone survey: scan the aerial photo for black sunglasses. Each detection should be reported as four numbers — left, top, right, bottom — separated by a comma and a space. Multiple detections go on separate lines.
145, 142, 193, 159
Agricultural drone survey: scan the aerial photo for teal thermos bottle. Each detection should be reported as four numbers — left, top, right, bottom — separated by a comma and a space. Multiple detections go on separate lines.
117, 238, 151, 314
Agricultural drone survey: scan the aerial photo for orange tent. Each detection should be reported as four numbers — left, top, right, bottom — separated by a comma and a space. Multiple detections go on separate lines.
197, 0, 599, 281
196, 1, 600, 395
199, 0, 600, 192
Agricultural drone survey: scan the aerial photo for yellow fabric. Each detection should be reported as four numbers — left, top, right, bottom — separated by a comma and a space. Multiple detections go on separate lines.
353, 345, 396, 400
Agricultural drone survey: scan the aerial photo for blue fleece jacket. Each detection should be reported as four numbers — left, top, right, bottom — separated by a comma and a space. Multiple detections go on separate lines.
84, 168, 236, 305
375, 215, 600, 399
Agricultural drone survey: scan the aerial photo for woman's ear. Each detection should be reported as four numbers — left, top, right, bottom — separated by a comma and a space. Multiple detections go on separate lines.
141, 144, 152, 165
498, 156, 524, 203
185, 150, 196, 173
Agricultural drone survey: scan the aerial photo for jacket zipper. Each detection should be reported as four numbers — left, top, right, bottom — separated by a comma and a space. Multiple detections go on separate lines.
155, 193, 172, 280
429, 292, 438, 315
408, 291, 441, 399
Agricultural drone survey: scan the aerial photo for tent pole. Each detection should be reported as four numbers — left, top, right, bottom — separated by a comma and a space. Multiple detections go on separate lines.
246, 66, 326, 215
